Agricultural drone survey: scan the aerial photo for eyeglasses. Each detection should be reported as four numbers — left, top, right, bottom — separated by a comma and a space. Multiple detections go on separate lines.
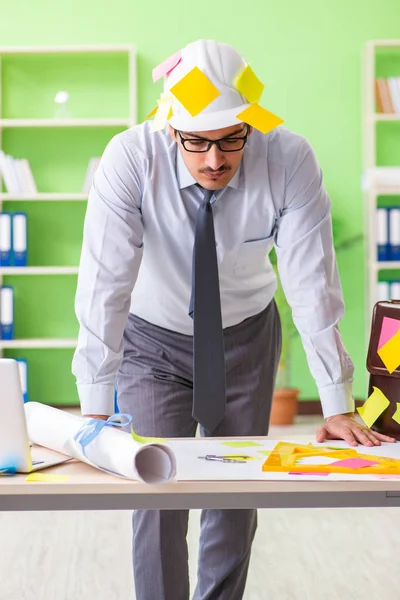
176, 125, 249, 153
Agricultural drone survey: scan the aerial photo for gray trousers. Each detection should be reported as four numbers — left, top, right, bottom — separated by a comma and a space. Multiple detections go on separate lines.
117, 300, 281, 600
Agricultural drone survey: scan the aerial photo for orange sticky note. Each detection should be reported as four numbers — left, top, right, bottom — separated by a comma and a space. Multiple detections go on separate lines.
377, 329, 400, 374
25, 473, 69, 482
357, 386, 390, 428
234, 65, 264, 104
236, 104, 284, 134
170, 67, 220, 116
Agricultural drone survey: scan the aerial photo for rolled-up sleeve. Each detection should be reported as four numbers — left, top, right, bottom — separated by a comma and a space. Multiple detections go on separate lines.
72, 135, 144, 416
274, 139, 355, 419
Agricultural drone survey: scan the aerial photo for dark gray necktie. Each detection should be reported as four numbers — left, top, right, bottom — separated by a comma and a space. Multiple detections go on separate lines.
189, 187, 226, 433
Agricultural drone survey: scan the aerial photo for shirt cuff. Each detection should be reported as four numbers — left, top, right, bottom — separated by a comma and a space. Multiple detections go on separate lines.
318, 381, 355, 419
77, 383, 115, 417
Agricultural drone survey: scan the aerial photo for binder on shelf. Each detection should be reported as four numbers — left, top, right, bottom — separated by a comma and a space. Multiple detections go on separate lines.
16, 358, 28, 403
391, 280, 400, 300
377, 281, 390, 302
12, 212, 27, 267
0, 212, 12, 266
0, 286, 14, 340
389, 208, 400, 261
377, 208, 389, 261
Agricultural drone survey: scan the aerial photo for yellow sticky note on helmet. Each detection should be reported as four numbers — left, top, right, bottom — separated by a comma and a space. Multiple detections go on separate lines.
236, 104, 284, 134
356, 386, 390, 428
378, 329, 400, 374
170, 67, 220, 117
234, 65, 264, 105
151, 94, 174, 132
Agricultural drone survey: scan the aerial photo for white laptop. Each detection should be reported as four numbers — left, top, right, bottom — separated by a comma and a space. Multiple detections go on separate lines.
0, 358, 72, 473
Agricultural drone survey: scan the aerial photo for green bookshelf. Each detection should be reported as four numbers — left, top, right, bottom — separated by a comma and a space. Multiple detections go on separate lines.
0, 44, 137, 405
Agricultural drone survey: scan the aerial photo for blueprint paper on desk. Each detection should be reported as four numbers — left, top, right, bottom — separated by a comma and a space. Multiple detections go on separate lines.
168, 439, 400, 481
24, 402, 176, 484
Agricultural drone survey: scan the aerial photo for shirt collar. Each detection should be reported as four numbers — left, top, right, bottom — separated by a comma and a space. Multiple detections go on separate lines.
176, 147, 242, 191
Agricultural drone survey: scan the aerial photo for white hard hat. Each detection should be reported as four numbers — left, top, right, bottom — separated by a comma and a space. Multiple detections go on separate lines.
164, 39, 251, 132
149, 39, 284, 135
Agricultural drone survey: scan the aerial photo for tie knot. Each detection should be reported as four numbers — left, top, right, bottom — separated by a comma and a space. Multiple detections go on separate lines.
202, 188, 214, 204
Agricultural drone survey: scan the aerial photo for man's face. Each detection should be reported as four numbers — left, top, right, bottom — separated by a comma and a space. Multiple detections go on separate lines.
170, 123, 252, 190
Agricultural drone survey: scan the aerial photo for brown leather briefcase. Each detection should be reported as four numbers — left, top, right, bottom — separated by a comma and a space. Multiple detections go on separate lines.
367, 300, 400, 438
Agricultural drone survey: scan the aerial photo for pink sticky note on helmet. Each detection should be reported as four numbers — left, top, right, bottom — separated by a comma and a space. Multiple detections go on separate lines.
152, 50, 182, 83
378, 316, 400, 350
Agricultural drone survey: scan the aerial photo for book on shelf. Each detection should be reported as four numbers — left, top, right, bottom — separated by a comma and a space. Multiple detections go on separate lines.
82, 157, 101, 194
375, 77, 400, 114
0, 151, 37, 194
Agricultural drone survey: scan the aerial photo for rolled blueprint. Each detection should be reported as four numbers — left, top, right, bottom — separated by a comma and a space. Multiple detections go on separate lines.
24, 402, 176, 484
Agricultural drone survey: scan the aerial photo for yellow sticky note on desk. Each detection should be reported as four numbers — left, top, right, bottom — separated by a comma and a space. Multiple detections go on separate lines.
170, 67, 220, 116
378, 330, 400, 374
131, 428, 166, 445
236, 104, 284, 135
234, 65, 264, 105
221, 441, 263, 448
25, 473, 69, 483
357, 386, 390, 428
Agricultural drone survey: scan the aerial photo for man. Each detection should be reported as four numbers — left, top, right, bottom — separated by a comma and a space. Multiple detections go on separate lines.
72, 39, 395, 600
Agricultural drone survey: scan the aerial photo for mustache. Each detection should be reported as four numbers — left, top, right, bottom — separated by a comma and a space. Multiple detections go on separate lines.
200, 166, 231, 174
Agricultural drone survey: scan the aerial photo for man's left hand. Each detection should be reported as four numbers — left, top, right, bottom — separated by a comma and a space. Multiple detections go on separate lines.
316, 413, 397, 447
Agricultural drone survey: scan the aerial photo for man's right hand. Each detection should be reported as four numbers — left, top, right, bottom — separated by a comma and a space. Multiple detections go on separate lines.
83, 414, 109, 421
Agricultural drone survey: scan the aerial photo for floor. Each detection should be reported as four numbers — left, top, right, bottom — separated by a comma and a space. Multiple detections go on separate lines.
1, 415, 399, 600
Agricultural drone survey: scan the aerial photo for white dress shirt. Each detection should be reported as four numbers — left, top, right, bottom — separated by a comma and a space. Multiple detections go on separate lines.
72, 120, 355, 418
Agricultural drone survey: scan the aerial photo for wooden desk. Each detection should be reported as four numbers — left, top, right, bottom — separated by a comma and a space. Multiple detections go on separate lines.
2, 457, 400, 512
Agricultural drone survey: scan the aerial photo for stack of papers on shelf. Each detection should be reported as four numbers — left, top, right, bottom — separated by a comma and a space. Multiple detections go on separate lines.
362, 167, 400, 191
82, 157, 101, 193
0, 151, 37, 194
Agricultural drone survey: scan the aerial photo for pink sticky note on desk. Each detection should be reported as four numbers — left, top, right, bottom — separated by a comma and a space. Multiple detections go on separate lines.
378, 317, 400, 350
152, 50, 182, 82
289, 472, 330, 476
330, 458, 379, 469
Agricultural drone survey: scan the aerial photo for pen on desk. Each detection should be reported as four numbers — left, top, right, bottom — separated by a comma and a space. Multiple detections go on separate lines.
198, 455, 247, 463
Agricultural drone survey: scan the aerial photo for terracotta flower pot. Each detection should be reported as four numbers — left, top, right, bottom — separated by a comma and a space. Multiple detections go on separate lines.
270, 388, 300, 425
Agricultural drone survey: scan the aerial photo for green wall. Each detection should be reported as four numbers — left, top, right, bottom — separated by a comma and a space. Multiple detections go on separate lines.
1, 0, 400, 404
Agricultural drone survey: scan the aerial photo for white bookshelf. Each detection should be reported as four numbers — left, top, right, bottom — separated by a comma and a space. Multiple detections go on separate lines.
0, 44, 136, 402
372, 114, 400, 122
0, 267, 79, 275
0, 193, 87, 201
0, 338, 78, 349
363, 40, 400, 327
0, 118, 132, 128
